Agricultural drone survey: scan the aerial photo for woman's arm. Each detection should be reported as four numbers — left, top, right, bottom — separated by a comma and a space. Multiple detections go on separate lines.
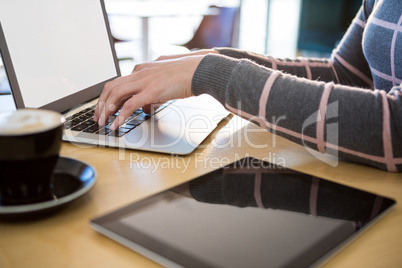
192, 52, 402, 172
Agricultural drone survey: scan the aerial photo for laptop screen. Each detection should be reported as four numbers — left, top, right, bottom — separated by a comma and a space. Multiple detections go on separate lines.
0, 0, 119, 111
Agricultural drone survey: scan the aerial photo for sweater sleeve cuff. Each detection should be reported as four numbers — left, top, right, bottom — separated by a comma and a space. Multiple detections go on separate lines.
192, 54, 239, 105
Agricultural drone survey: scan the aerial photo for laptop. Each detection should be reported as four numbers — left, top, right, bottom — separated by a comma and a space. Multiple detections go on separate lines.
91, 157, 396, 267
0, 0, 229, 155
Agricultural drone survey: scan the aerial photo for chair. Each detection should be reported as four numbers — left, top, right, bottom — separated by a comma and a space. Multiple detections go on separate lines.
180, 5, 241, 50
113, 4, 242, 61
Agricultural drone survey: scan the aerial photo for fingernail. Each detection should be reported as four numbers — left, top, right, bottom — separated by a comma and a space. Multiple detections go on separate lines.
93, 114, 98, 121
99, 118, 104, 126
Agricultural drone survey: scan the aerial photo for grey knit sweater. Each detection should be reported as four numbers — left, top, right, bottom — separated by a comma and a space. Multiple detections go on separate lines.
192, 0, 402, 172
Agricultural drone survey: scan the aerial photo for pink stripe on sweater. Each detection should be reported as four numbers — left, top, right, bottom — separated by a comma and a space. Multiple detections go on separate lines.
254, 56, 339, 83
259, 71, 281, 128
304, 61, 334, 68
371, 17, 401, 31
272, 58, 333, 68
354, 18, 366, 28
225, 104, 255, 120
331, 65, 340, 84
254, 171, 265, 209
299, 58, 312, 80
326, 142, 402, 165
380, 91, 397, 172
390, 15, 402, 87
334, 54, 373, 87
316, 83, 334, 153
268, 56, 277, 70
371, 68, 402, 84
252, 53, 273, 64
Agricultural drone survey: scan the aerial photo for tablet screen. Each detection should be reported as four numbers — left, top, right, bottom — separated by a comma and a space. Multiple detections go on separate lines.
91, 157, 395, 268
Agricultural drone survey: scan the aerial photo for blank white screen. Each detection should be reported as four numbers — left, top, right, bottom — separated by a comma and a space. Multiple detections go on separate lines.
0, 0, 117, 108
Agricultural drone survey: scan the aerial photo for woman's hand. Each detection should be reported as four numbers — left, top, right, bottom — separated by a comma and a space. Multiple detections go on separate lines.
93, 54, 208, 131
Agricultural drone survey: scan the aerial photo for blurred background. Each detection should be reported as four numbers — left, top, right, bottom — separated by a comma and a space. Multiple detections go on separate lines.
0, 0, 361, 94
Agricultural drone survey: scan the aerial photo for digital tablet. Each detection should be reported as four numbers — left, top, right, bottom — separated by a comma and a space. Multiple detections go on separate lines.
90, 157, 396, 268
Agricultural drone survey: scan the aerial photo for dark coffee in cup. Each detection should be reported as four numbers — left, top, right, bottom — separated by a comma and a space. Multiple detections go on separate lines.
0, 109, 64, 205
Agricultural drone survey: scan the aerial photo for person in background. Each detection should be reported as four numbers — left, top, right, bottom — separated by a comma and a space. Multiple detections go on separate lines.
94, 0, 402, 172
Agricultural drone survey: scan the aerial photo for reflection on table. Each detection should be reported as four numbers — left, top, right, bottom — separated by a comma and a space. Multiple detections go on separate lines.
174, 157, 394, 225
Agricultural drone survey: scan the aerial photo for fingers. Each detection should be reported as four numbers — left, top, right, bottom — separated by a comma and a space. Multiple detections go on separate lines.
95, 62, 163, 126
94, 78, 123, 123
110, 93, 149, 130
94, 73, 147, 126
142, 103, 163, 115
94, 55, 205, 131
94, 65, 149, 122
96, 83, 134, 126
94, 101, 119, 126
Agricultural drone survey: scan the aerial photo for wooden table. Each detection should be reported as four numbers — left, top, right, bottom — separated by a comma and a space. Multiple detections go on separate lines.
0, 113, 401, 267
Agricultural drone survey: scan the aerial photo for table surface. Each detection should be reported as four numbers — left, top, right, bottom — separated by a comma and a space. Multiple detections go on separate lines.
0, 96, 401, 267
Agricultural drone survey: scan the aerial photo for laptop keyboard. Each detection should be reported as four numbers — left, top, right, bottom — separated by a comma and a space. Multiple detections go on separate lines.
64, 102, 172, 137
